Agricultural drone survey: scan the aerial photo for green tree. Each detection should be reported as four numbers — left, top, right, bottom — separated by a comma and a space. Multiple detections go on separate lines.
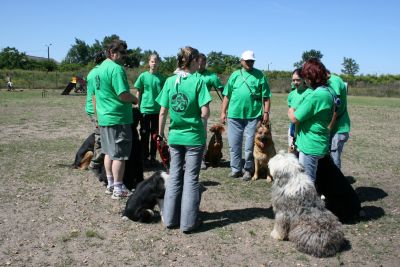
158, 56, 177, 76
63, 38, 91, 65
294, 49, 323, 68
206, 51, 240, 74
341, 57, 359, 75
0, 47, 30, 69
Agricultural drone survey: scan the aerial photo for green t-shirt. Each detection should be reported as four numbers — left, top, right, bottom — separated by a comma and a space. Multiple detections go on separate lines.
287, 87, 313, 109
134, 71, 165, 114
156, 73, 212, 146
328, 74, 351, 134
223, 68, 271, 119
95, 59, 133, 126
294, 86, 334, 156
196, 69, 223, 91
85, 65, 99, 116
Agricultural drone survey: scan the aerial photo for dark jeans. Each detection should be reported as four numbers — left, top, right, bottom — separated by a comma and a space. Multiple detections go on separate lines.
140, 113, 159, 159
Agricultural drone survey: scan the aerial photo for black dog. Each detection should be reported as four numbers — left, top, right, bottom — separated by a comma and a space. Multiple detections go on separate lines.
123, 171, 169, 222
315, 155, 361, 222
72, 133, 95, 169
97, 108, 144, 190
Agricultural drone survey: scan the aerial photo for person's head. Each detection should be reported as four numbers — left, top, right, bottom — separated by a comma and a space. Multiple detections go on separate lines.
301, 58, 328, 89
240, 50, 255, 71
292, 68, 305, 89
94, 50, 107, 65
148, 54, 160, 72
198, 53, 207, 73
177, 46, 200, 73
106, 39, 128, 64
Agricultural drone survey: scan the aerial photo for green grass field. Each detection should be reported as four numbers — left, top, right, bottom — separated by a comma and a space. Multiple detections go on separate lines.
0, 89, 399, 266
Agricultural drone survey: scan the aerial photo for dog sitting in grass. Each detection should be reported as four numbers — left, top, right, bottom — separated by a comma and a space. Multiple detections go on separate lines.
205, 124, 225, 167
72, 133, 95, 170
123, 171, 169, 223
252, 122, 276, 182
268, 151, 345, 257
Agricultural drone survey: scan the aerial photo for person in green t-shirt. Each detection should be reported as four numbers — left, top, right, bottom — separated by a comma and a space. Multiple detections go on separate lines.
327, 71, 351, 169
156, 46, 212, 233
85, 51, 107, 170
95, 40, 138, 200
287, 68, 313, 152
220, 50, 271, 181
134, 54, 165, 166
288, 59, 334, 183
196, 53, 224, 170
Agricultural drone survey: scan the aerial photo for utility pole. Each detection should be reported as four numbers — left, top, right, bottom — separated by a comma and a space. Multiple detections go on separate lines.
45, 43, 52, 61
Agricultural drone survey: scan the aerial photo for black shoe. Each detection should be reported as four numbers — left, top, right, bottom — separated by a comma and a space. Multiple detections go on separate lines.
242, 171, 252, 181
182, 220, 203, 234
229, 171, 242, 178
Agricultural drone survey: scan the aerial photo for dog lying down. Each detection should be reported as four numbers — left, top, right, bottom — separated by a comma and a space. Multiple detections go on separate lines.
123, 171, 169, 223
268, 151, 345, 258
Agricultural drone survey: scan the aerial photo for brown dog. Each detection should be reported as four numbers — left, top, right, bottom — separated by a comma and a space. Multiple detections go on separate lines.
252, 122, 276, 182
205, 124, 225, 167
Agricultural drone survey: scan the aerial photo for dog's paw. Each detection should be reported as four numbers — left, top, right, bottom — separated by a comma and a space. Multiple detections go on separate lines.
266, 176, 273, 183
270, 229, 284, 240
251, 176, 258, 181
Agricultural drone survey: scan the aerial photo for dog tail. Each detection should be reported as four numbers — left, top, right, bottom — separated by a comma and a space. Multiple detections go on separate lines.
289, 209, 345, 257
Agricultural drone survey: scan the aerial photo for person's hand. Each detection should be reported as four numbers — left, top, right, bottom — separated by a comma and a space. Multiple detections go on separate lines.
262, 112, 269, 124
220, 112, 227, 124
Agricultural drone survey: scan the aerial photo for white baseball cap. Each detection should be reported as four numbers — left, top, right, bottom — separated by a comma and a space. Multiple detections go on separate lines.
241, 50, 255, 61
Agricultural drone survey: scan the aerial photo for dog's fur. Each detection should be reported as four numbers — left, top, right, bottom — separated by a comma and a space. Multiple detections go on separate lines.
268, 151, 345, 257
123, 171, 169, 222
252, 122, 276, 182
73, 133, 95, 170
205, 124, 225, 167
316, 155, 361, 222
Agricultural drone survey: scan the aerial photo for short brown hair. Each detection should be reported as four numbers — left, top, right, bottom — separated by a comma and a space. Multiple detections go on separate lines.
301, 58, 328, 88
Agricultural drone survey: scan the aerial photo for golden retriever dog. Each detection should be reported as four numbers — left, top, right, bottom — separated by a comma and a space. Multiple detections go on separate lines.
252, 122, 276, 182
205, 124, 225, 167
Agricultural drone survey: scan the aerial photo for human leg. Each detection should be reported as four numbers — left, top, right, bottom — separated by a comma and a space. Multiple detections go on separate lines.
180, 145, 204, 232
227, 118, 244, 175
299, 152, 323, 183
149, 114, 159, 160
163, 145, 185, 228
140, 114, 151, 160
330, 132, 349, 169
243, 118, 259, 175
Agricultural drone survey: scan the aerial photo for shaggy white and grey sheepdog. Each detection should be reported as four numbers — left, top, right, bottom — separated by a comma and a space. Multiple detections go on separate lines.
268, 151, 345, 257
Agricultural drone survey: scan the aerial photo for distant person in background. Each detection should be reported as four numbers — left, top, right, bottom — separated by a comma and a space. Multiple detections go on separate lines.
156, 46, 211, 233
220, 50, 271, 181
6, 74, 14, 91
287, 68, 312, 152
134, 54, 165, 167
196, 53, 224, 169
86, 51, 107, 170
288, 59, 334, 183
71, 75, 77, 92
327, 71, 351, 169
95, 39, 138, 200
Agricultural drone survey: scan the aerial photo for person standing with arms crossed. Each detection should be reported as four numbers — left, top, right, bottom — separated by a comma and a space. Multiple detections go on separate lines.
134, 54, 165, 167
156, 46, 211, 233
95, 39, 138, 199
220, 50, 271, 181
196, 53, 224, 169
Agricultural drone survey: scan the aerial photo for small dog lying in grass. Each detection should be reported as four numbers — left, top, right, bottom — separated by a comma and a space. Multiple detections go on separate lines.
252, 122, 276, 182
205, 124, 225, 167
268, 151, 345, 257
123, 171, 169, 223
72, 133, 95, 170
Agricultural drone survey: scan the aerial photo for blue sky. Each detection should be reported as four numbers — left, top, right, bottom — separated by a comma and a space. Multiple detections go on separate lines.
1, 0, 399, 74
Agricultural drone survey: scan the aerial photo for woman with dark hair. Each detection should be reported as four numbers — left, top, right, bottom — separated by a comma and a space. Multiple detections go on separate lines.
156, 46, 212, 233
287, 68, 312, 152
288, 59, 335, 183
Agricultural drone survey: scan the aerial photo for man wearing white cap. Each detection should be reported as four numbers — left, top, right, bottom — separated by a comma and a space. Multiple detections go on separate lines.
220, 50, 271, 181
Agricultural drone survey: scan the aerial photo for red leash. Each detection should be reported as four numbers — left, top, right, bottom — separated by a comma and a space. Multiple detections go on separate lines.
152, 134, 170, 171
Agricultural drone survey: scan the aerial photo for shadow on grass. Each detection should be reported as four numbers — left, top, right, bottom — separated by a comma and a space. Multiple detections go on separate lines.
198, 206, 274, 232
355, 186, 388, 202
358, 206, 386, 221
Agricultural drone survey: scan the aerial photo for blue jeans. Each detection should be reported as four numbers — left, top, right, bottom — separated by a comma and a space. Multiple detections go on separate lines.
299, 152, 324, 183
330, 132, 349, 170
227, 118, 260, 174
162, 145, 204, 231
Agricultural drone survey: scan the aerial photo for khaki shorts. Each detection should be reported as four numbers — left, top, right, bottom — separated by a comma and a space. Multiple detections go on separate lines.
100, 124, 132, 160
